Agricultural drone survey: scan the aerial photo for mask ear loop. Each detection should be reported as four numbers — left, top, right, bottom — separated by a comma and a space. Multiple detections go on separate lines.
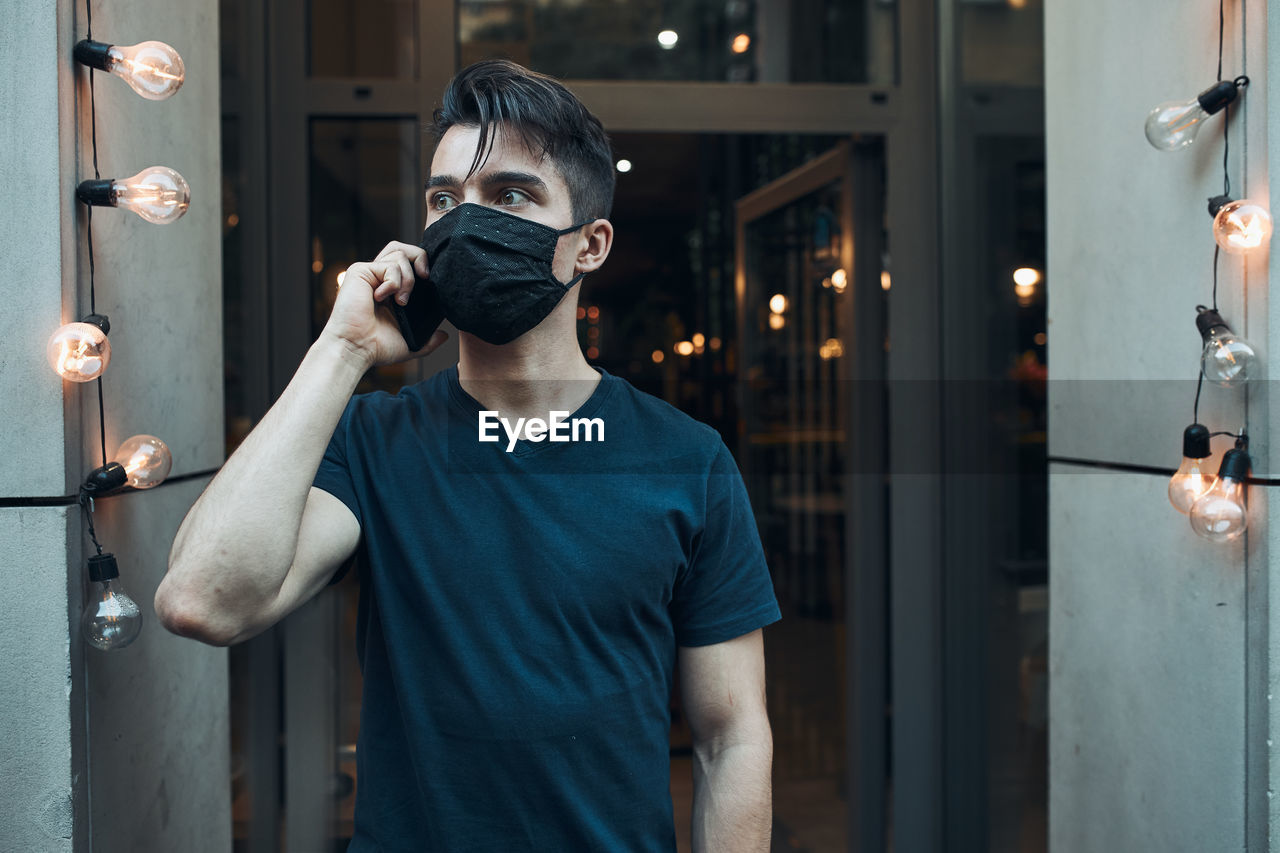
557, 220, 597, 286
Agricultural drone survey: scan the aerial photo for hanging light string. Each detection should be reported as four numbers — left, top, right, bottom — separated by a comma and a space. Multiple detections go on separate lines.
84, 0, 107, 469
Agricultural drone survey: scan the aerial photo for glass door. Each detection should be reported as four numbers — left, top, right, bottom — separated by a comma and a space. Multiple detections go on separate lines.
735, 141, 889, 851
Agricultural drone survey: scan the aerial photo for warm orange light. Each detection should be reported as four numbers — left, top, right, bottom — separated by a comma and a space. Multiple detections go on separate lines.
586, 346, 599, 359
1013, 267, 1041, 287
311, 260, 323, 273
587, 327, 600, 339
576, 306, 586, 320
819, 338, 844, 360
651, 349, 665, 364
768, 312, 785, 330
831, 269, 848, 292
675, 340, 695, 356
587, 305, 600, 320
731, 33, 751, 53
709, 337, 722, 351
691, 333, 705, 348
769, 293, 788, 313
880, 270, 891, 291
114, 435, 172, 489
48, 322, 111, 382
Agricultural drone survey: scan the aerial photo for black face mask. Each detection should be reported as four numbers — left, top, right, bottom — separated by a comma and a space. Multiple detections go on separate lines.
418, 203, 590, 345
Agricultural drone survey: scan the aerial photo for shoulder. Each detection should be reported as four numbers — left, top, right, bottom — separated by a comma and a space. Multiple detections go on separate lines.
602, 372, 729, 472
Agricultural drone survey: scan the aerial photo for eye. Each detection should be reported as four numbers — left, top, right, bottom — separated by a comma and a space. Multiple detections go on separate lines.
498, 188, 530, 207
430, 193, 456, 212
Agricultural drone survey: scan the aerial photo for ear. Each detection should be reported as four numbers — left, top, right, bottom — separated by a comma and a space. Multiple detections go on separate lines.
573, 219, 613, 275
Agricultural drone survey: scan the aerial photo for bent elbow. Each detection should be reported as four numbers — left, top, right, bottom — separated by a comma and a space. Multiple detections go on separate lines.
154, 580, 240, 647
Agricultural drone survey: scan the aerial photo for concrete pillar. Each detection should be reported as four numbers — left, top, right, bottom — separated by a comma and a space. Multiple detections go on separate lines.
1046, 0, 1270, 848
0, 0, 228, 850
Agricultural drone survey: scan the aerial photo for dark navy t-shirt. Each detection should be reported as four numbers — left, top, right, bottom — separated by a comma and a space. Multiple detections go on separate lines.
313, 365, 780, 852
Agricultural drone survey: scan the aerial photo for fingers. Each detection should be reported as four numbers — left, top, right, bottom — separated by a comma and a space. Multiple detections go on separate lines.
376, 241, 430, 279
372, 242, 425, 305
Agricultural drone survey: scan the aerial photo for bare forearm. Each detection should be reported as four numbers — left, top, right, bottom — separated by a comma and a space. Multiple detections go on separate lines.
691, 737, 773, 853
160, 334, 369, 625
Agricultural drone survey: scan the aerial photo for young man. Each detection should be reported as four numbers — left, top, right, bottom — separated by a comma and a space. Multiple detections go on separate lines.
157, 60, 780, 852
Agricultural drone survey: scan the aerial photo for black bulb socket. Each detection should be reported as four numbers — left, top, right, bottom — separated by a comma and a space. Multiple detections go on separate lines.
73, 39, 115, 72
83, 462, 127, 496
1217, 447, 1251, 482
80, 313, 110, 335
1182, 424, 1211, 459
1208, 194, 1234, 218
87, 552, 120, 583
1197, 79, 1241, 116
1196, 307, 1232, 341
76, 179, 117, 208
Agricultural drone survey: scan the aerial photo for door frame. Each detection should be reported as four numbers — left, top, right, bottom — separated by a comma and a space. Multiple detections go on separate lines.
222, 0, 948, 848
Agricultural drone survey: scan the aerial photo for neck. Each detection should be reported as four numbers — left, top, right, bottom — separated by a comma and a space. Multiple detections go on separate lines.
457, 319, 600, 418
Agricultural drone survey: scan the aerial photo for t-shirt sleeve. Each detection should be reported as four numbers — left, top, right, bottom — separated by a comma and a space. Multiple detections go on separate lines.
670, 441, 781, 647
312, 398, 363, 586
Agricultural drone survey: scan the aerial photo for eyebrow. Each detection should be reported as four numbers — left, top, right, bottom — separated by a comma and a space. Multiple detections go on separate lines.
424, 170, 549, 194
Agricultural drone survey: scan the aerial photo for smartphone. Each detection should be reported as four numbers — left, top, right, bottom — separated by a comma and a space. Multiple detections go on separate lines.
388, 274, 446, 352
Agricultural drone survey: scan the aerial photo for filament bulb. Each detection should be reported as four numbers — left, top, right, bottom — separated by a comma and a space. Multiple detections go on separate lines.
1168, 424, 1214, 514
1210, 198, 1273, 255
1196, 307, 1259, 388
47, 315, 111, 382
114, 435, 172, 489
77, 166, 191, 225
1145, 80, 1241, 151
82, 554, 143, 650
74, 39, 185, 100
1189, 446, 1250, 543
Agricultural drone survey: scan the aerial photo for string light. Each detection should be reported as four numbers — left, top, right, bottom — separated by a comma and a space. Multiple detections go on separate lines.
1196, 307, 1258, 388
1189, 438, 1251, 542
1144, 78, 1244, 151
1208, 196, 1273, 255
73, 38, 185, 100
64, 2, 190, 648
47, 315, 111, 382
77, 166, 191, 224
1168, 424, 1215, 514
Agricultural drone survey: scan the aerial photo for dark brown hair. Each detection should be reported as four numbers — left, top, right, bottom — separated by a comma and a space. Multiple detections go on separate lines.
432, 60, 616, 223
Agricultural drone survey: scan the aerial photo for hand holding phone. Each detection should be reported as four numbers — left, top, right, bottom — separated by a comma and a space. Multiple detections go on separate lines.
388, 272, 446, 352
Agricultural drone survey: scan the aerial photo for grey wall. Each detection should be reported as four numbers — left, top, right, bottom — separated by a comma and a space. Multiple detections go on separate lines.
0, 0, 228, 850
1046, 0, 1270, 849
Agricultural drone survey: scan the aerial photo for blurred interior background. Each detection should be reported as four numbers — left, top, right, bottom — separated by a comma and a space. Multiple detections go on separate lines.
219, 1, 1046, 850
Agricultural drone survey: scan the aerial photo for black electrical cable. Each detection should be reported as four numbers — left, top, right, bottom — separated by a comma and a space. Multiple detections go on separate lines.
84, 0, 106, 468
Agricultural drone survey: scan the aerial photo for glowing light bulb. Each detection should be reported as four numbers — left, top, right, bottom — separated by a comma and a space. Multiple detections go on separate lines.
658, 30, 679, 49
1196, 307, 1259, 387
77, 166, 191, 225
769, 294, 788, 313
1168, 424, 1215, 514
82, 554, 143, 650
113, 435, 172, 489
1145, 79, 1242, 151
731, 33, 751, 54
47, 314, 111, 382
1209, 196, 1273, 255
616, 159, 633, 173
1189, 445, 1250, 543
74, 39, 185, 100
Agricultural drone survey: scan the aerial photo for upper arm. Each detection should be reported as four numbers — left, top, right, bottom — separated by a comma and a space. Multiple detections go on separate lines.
678, 629, 771, 752
236, 486, 361, 641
